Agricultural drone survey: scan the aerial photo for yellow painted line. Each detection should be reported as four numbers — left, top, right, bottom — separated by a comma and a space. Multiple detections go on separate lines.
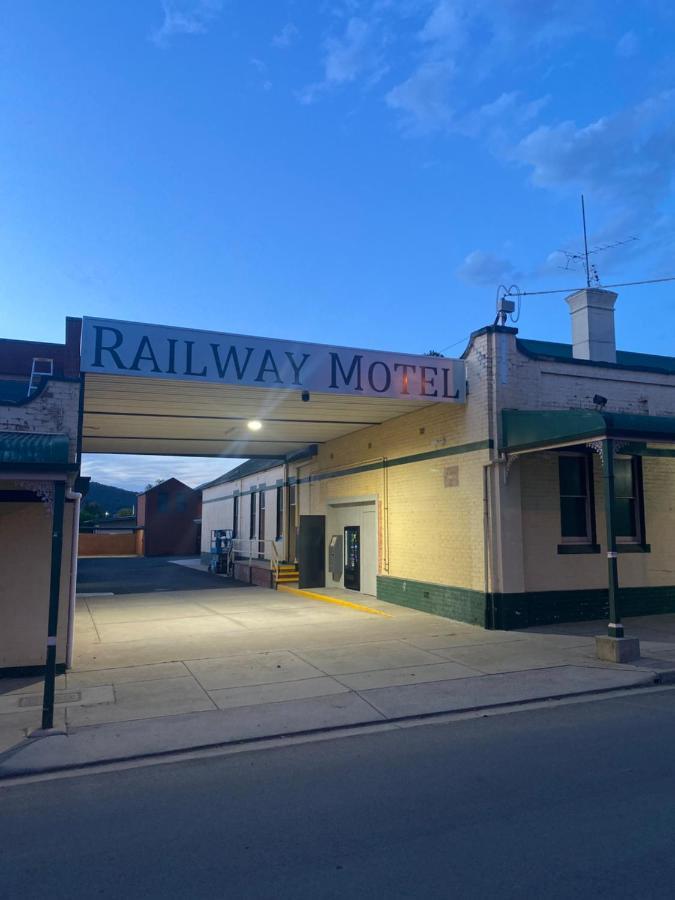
277, 584, 392, 617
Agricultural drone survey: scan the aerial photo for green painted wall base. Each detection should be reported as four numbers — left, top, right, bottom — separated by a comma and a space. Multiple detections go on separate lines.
376, 576, 488, 627
376, 576, 675, 631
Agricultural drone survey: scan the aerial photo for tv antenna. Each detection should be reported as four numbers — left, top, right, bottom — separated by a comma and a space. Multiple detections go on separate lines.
557, 195, 638, 287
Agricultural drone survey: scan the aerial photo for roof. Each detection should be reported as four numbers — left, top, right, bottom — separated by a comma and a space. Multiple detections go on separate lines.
199, 458, 284, 492
517, 339, 675, 375
501, 409, 675, 454
138, 477, 193, 496
0, 431, 70, 466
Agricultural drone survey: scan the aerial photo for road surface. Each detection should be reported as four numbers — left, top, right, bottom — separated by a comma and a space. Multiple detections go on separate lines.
2, 687, 675, 898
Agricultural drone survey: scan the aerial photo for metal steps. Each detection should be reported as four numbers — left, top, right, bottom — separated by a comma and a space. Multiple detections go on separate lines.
274, 563, 299, 586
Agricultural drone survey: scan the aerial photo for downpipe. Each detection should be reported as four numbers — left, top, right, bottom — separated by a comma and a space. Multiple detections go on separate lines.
65, 487, 82, 669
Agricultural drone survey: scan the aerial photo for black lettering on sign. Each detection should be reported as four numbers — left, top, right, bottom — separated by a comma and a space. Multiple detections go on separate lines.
285, 351, 310, 385
211, 344, 254, 380
442, 367, 459, 399
92, 326, 127, 369
368, 361, 391, 393
329, 353, 363, 391
255, 350, 283, 384
129, 336, 161, 373
167, 338, 178, 375
420, 365, 438, 397
184, 341, 207, 377
393, 363, 416, 395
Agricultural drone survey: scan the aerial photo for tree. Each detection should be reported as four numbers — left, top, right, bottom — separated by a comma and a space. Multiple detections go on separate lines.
80, 501, 104, 525
116, 507, 134, 518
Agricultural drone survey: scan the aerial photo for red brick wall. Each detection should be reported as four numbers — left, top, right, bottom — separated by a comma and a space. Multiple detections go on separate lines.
142, 479, 202, 557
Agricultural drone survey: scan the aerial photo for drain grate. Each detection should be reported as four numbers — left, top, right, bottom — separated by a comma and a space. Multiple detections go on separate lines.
19, 690, 81, 708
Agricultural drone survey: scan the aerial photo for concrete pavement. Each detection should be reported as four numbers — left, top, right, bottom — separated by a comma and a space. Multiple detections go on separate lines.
2, 560, 675, 777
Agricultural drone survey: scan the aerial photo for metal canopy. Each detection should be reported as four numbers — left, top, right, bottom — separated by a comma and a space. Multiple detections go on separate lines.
0, 431, 70, 466
82, 374, 436, 457
501, 409, 675, 454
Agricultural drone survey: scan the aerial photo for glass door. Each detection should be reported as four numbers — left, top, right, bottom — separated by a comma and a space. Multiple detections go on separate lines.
343, 525, 360, 591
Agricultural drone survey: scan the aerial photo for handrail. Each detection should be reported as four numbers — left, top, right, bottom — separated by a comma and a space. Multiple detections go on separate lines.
232, 538, 281, 582
232, 538, 280, 568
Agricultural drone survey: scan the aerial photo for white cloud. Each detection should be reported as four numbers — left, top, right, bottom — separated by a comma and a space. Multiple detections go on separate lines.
272, 22, 299, 49
385, 0, 582, 132
152, 0, 222, 47
514, 91, 675, 213
616, 31, 639, 58
458, 91, 550, 139
457, 250, 518, 286
82, 454, 244, 492
299, 15, 388, 104
385, 60, 454, 131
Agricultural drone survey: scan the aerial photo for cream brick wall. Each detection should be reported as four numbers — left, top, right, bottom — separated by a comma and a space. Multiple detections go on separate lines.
0, 488, 74, 668
496, 332, 675, 427
297, 339, 491, 592
201, 463, 286, 560
1, 378, 81, 670
519, 448, 675, 593
0, 379, 81, 461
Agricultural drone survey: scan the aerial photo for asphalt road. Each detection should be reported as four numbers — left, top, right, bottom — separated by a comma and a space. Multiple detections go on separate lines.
2, 688, 675, 899
77, 555, 244, 594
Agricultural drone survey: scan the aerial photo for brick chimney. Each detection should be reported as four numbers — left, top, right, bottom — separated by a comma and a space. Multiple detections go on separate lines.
565, 288, 618, 363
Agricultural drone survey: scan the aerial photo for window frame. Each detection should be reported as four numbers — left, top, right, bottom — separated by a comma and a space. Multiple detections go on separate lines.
275, 485, 284, 541
557, 450, 600, 555
232, 494, 239, 539
249, 490, 256, 540
614, 454, 647, 547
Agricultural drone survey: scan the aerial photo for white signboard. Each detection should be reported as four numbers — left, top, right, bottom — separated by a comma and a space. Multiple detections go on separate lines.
81, 317, 466, 402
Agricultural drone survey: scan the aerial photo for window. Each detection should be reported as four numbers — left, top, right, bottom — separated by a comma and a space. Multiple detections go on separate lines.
249, 491, 256, 539
275, 486, 284, 540
258, 491, 266, 559
559, 454, 594, 544
614, 456, 644, 543
157, 491, 169, 513
175, 494, 187, 513
232, 495, 239, 538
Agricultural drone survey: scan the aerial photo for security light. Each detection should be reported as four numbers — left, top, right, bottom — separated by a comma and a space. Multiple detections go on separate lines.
247, 420, 263, 431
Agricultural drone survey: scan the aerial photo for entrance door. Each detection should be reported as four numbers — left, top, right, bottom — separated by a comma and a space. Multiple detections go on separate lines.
343, 525, 360, 591
298, 515, 325, 588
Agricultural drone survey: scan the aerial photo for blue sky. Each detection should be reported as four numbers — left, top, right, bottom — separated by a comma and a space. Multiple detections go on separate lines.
3, 1, 675, 490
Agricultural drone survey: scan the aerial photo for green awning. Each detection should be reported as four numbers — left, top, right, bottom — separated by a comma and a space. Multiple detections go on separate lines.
501, 410, 675, 454
0, 432, 70, 465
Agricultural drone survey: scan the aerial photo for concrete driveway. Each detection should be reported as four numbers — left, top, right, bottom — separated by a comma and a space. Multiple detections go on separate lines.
2, 558, 674, 768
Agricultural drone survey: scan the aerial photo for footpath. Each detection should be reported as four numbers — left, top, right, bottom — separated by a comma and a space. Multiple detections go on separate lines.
2, 587, 675, 780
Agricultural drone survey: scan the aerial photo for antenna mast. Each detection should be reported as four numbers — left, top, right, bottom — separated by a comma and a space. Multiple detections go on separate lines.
581, 194, 591, 288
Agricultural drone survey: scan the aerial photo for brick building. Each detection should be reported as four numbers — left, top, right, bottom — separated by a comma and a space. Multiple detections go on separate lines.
4, 290, 675, 695
136, 478, 201, 557
0, 319, 83, 680
201, 289, 675, 632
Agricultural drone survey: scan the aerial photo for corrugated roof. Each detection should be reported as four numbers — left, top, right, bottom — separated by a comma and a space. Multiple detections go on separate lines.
517, 339, 675, 374
199, 458, 283, 492
0, 431, 70, 465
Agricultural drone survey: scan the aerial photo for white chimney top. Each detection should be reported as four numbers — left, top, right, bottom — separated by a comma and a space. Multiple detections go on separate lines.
565, 288, 618, 364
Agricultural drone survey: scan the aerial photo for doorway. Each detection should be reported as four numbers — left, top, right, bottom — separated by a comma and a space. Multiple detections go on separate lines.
326, 497, 377, 596
344, 525, 361, 591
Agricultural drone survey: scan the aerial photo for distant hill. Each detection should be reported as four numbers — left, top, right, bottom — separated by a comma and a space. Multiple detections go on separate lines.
84, 481, 137, 515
